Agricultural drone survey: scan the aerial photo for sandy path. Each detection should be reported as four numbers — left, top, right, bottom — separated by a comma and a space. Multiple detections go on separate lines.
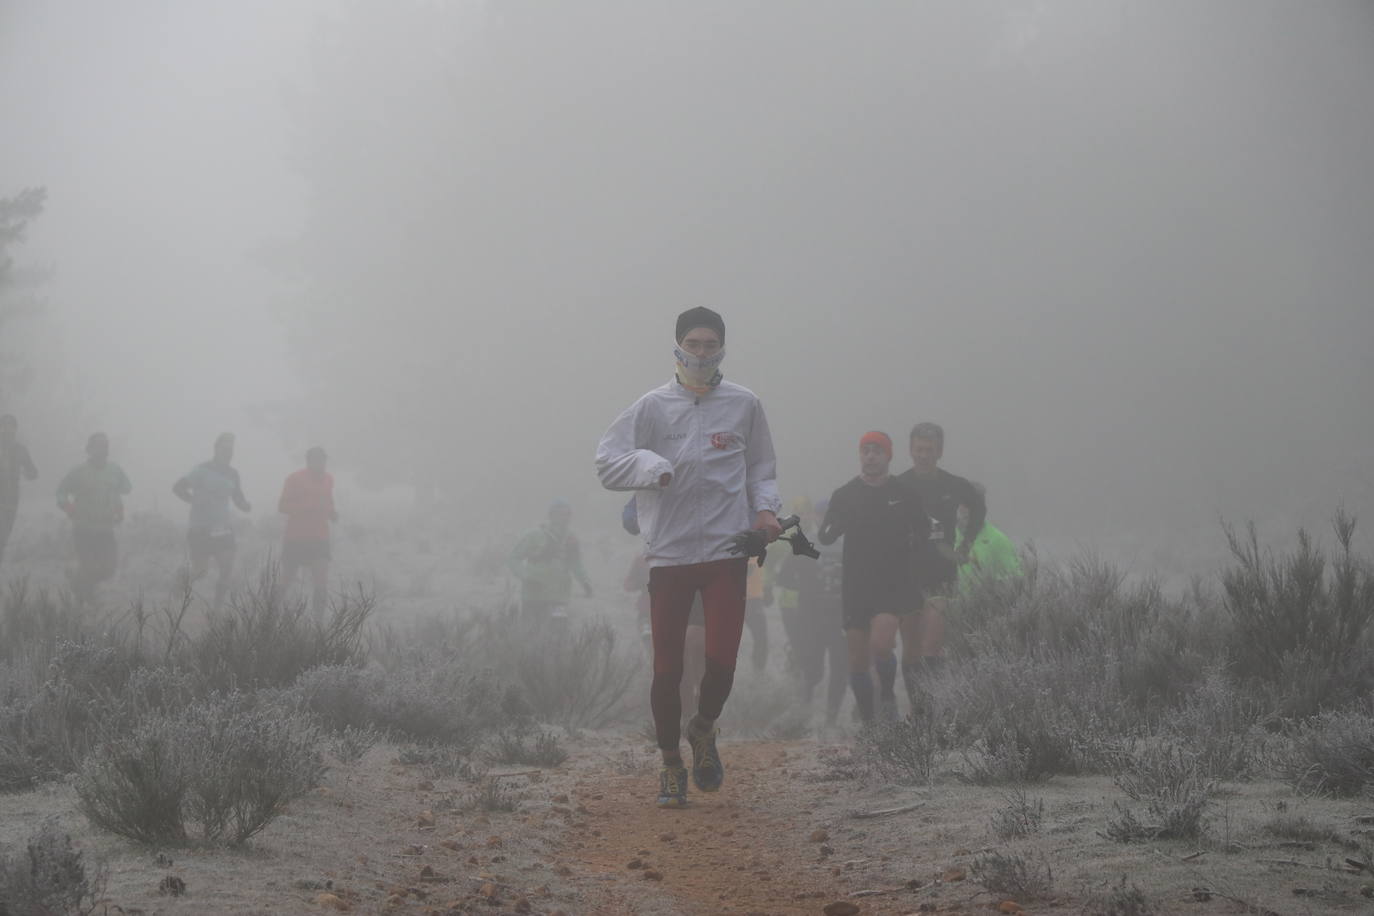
4, 729, 1358, 914
559, 741, 928, 916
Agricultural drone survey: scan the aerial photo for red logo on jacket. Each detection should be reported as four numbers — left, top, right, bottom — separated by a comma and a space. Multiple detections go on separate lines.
710, 432, 737, 450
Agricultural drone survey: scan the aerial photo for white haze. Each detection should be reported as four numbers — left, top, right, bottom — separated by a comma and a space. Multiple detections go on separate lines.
2, 1, 1372, 572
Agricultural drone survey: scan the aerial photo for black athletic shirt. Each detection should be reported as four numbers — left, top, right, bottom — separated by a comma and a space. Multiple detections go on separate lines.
818, 476, 930, 602
896, 467, 985, 573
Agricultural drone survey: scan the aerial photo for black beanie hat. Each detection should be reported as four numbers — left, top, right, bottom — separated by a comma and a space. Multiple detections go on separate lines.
675, 306, 725, 344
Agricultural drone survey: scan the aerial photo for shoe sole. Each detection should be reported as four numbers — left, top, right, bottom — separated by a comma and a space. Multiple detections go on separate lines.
695, 760, 723, 792
691, 734, 723, 792
656, 797, 688, 808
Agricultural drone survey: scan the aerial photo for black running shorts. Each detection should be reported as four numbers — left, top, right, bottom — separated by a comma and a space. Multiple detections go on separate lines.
841, 577, 922, 631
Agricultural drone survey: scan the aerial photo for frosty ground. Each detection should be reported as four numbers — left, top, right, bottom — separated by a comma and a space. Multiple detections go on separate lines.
2, 509, 1374, 915
5, 724, 1374, 915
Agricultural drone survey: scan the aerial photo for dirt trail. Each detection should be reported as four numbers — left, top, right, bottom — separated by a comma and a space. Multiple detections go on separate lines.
5, 728, 1333, 914
560, 740, 934, 916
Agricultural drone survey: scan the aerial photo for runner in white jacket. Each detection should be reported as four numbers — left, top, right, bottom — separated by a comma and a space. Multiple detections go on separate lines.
596, 306, 783, 808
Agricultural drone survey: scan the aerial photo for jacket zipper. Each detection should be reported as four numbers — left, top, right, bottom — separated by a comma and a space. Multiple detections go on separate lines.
693, 395, 702, 562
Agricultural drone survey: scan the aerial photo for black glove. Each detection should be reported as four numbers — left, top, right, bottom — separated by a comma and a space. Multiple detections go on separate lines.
728, 528, 770, 566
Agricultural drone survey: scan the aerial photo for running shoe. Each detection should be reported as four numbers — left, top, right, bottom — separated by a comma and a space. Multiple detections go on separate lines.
657, 764, 689, 808
687, 723, 724, 792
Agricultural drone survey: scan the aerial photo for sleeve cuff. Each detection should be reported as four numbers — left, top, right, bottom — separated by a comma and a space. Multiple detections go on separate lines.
648, 458, 673, 486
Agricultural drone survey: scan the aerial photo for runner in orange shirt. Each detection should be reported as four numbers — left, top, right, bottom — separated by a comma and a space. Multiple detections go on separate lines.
276, 446, 336, 617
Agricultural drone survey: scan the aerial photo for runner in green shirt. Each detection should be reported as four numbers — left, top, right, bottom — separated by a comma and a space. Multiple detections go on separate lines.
55, 432, 131, 603
507, 499, 593, 625
173, 432, 252, 610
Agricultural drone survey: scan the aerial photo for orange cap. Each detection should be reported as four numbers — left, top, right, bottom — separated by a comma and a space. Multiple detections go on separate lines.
859, 431, 892, 459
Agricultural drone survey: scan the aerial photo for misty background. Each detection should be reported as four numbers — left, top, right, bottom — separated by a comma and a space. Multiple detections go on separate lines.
2, 1, 1372, 581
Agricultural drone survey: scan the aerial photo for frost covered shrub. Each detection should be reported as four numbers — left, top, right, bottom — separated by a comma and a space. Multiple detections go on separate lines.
0, 649, 203, 792
1114, 742, 1211, 806
365, 666, 513, 749
472, 616, 640, 729
184, 568, 373, 691
0, 642, 145, 786
1105, 742, 1211, 842
1278, 707, 1374, 796
934, 543, 1306, 782
0, 579, 91, 667
489, 723, 568, 768
0, 736, 41, 794
466, 774, 519, 813
329, 724, 381, 764
0, 819, 106, 916
938, 650, 1119, 782
0, 659, 43, 792
77, 716, 184, 844
1261, 811, 1345, 845
1156, 666, 1266, 781
22, 643, 134, 771
961, 555, 1224, 713
177, 694, 324, 844
1222, 512, 1374, 717
395, 742, 473, 779
370, 611, 480, 670
0, 691, 54, 794
114, 665, 203, 724
1085, 877, 1157, 916
969, 850, 1053, 900
858, 716, 939, 785
934, 517, 1374, 786
291, 661, 514, 751
76, 693, 323, 846
989, 788, 1044, 840
289, 665, 373, 733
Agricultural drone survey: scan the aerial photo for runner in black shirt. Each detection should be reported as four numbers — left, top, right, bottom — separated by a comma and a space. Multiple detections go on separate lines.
891, 421, 986, 711
818, 431, 929, 724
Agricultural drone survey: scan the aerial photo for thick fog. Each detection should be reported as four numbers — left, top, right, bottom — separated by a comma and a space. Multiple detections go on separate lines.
2, 1, 1372, 573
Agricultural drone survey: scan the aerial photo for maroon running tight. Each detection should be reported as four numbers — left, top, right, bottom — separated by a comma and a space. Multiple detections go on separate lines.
648, 557, 749, 751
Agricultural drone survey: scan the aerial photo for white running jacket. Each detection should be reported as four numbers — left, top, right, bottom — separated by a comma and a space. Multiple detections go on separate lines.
596, 378, 783, 568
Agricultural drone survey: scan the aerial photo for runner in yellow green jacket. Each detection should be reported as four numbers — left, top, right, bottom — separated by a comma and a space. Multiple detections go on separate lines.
954, 483, 1021, 593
